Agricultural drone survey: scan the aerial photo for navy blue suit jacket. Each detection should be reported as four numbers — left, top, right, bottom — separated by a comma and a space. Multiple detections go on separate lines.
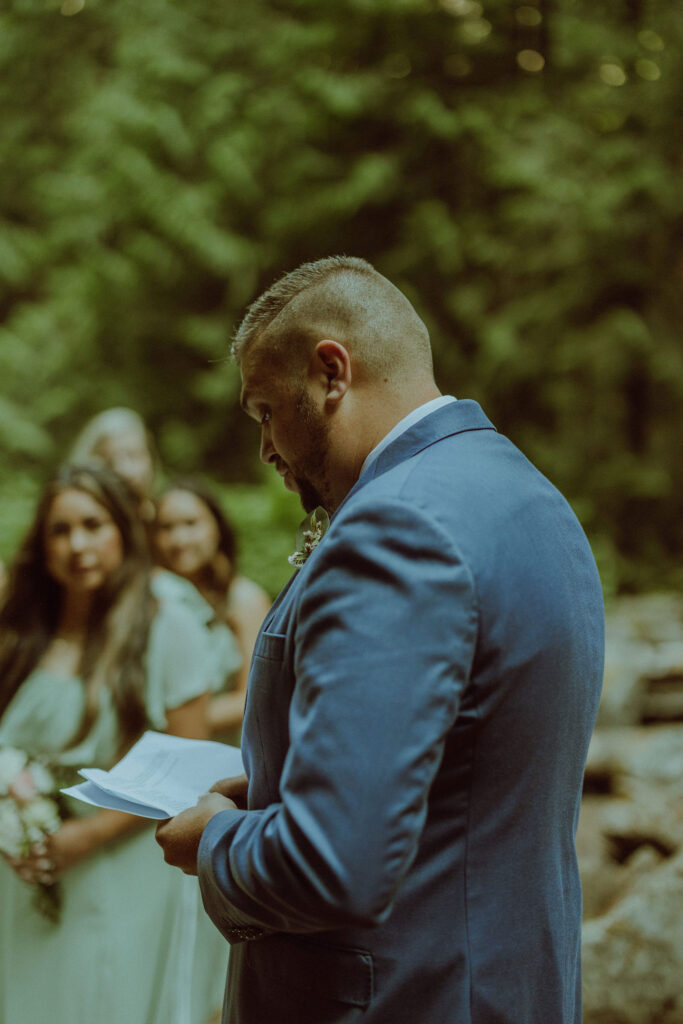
198, 401, 604, 1023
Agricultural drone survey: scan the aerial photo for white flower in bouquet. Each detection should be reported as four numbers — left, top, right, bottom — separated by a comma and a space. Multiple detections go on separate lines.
10, 760, 56, 804
0, 748, 65, 922
0, 747, 61, 856
21, 797, 61, 846
28, 761, 56, 796
0, 748, 28, 796
0, 798, 25, 859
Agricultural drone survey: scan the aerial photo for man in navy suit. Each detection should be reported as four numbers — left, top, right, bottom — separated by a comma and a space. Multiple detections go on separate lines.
156, 256, 604, 1023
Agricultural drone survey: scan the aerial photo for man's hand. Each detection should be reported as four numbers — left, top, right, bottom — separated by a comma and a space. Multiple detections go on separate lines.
209, 773, 249, 808
155, 791, 237, 875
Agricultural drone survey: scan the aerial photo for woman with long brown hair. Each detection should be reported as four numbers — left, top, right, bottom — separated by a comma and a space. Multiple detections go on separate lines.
0, 464, 226, 1024
153, 479, 270, 744
67, 409, 244, 691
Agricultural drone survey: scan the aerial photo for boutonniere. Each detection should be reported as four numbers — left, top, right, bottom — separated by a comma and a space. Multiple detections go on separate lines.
288, 506, 330, 568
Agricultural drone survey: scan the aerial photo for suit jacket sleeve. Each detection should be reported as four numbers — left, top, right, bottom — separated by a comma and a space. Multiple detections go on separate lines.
198, 495, 478, 941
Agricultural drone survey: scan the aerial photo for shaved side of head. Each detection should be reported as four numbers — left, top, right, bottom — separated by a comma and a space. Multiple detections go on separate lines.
233, 256, 434, 386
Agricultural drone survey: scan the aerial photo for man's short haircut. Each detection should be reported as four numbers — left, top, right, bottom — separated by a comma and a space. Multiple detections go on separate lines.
232, 256, 433, 382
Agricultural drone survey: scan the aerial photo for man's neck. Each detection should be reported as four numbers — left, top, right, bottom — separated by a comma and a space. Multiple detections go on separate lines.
327, 383, 443, 512
362, 384, 443, 458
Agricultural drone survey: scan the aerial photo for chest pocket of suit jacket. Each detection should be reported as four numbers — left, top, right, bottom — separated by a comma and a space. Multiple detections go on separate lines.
253, 631, 287, 663
245, 631, 290, 800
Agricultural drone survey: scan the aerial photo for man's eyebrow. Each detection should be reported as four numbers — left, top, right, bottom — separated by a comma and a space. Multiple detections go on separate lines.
239, 389, 250, 413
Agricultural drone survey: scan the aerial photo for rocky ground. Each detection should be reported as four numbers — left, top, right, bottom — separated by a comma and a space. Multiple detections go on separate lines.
578, 593, 683, 1024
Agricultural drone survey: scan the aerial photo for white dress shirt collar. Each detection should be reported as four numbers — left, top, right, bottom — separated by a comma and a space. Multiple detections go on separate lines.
359, 395, 457, 478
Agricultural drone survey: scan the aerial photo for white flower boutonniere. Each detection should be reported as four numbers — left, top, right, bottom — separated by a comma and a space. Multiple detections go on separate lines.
288, 506, 330, 568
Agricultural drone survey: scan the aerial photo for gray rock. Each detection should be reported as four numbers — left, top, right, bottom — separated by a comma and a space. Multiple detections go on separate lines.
582, 848, 683, 1024
596, 594, 683, 727
579, 594, 683, 1023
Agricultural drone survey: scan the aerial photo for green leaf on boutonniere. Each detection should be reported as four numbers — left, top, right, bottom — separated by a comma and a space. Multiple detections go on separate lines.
288, 506, 330, 568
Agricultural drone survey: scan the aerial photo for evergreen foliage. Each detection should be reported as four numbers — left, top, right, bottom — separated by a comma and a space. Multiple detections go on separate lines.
0, 0, 680, 596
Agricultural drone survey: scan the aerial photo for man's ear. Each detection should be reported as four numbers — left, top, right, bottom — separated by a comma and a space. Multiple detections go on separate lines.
311, 340, 351, 408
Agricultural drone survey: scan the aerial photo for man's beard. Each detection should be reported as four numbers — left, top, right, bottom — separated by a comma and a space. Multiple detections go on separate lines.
291, 390, 332, 514
294, 476, 326, 515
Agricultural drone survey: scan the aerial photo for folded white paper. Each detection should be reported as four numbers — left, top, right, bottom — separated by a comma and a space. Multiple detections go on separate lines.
62, 731, 245, 819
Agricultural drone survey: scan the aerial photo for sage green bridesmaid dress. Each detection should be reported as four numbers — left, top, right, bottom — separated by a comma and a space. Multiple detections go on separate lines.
0, 597, 230, 1024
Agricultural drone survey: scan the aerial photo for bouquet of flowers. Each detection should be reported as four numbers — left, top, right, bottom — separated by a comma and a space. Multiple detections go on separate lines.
0, 746, 64, 921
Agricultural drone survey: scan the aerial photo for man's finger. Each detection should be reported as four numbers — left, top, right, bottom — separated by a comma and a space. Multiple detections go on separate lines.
208, 774, 244, 794
209, 773, 249, 806
155, 818, 172, 844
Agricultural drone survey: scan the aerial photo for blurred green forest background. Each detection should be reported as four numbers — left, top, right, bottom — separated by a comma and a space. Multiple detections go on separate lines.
0, 0, 681, 598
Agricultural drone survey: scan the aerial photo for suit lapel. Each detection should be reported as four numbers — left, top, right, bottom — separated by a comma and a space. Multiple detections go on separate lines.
261, 570, 300, 633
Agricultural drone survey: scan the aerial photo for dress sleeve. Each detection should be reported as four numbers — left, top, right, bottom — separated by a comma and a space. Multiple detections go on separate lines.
150, 570, 242, 692
144, 601, 213, 729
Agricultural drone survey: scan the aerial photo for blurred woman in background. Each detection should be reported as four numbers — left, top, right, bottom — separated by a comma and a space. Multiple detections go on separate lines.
69, 409, 244, 702
153, 480, 270, 743
0, 465, 227, 1024
69, 407, 157, 524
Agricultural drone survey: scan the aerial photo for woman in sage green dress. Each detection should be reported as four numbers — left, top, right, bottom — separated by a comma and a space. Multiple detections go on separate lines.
0, 465, 227, 1024
68, 406, 243, 689
153, 479, 270, 746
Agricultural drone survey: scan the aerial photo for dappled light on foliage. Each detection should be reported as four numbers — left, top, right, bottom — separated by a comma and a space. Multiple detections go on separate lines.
0, 0, 680, 596
516, 49, 545, 72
